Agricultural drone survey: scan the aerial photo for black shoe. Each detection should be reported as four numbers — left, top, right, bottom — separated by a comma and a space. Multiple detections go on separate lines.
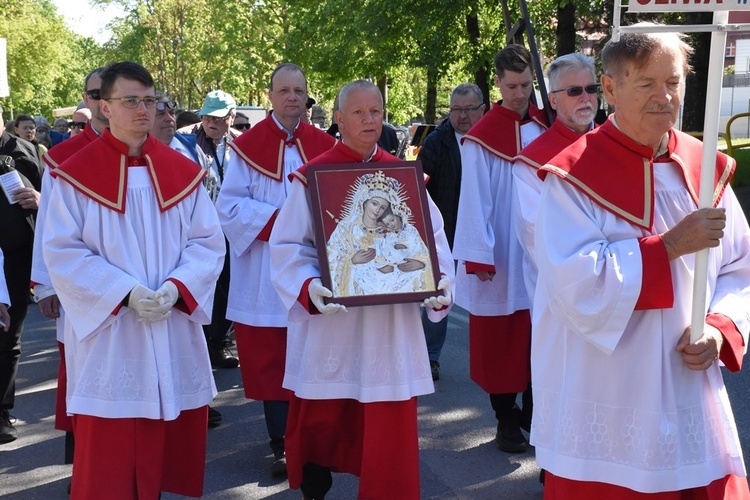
430, 360, 440, 381
0, 409, 17, 443
271, 450, 287, 478
495, 411, 528, 453
208, 406, 222, 428
209, 346, 239, 369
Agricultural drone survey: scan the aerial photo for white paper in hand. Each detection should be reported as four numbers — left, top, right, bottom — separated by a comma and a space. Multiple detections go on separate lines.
0, 170, 23, 205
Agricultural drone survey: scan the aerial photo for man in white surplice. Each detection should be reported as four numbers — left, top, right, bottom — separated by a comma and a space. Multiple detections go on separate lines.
42, 61, 225, 498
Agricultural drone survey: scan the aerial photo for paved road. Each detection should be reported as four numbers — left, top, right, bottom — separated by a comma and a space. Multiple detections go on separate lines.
2, 304, 750, 499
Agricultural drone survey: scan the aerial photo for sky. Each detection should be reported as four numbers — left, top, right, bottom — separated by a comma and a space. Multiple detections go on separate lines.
51, 0, 126, 44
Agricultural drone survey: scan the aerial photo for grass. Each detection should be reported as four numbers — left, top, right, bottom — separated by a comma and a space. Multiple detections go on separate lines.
730, 148, 750, 187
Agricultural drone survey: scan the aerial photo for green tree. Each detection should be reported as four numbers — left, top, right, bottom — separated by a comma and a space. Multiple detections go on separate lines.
0, 0, 100, 118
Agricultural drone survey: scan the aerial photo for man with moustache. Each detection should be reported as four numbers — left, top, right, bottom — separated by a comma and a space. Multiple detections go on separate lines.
533, 27, 750, 497
452, 44, 549, 453
417, 83, 485, 381
43, 61, 224, 498
269, 79, 453, 500
32, 67, 109, 465
216, 63, 335, 477
512, 52, 598, 305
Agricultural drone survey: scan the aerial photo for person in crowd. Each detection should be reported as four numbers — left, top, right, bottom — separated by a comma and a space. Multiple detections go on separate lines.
13, 114, 47, 156
232, 111, 253, 133
233, 111, 252, 132
269, 79, 453, 500
302, 97, 315, 124
178, 90, 240, 368
512, 52, 598, 305
150, 91, 223, 428
0, 107, 42, 443
216, 62, 335, 478
34, 116, 51, 149
42, 61, 225, 498
452, 43, 549, 453
176, 110, 201, 130
68, 108, 91, 138
33, 67, 109, 468
417, 83, 485, 381
0, 249, 9, 334
533, 26, 750, 498
50, 118, 69, 147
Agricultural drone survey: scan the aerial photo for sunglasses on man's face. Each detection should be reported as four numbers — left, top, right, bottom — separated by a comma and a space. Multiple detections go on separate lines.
85, 89, 101, 100
70, 121, 87, 130
549, 84, 600, 97
234, 123, 252, 131
156, 100, 176, 112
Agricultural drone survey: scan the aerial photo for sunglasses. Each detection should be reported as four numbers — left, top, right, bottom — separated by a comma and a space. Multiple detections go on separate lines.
234, 123, 252, 131
70, 121, 87, 130
156, 100, 176, 112
549, 84, 600, 97
85, 89, 101, 100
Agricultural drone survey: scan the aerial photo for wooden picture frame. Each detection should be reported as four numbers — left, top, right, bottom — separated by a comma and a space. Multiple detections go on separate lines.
307, 161, 441, 307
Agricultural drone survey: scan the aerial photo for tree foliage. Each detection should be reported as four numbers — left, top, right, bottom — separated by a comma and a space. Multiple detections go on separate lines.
2, 0, 648, 127
0, 0, 104, 118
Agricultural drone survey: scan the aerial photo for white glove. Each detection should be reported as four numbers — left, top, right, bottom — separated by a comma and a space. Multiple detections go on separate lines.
423, 276, 452, 310
137, 281, 179, 323
127, 284, 158, 315
308, 278, 347, 315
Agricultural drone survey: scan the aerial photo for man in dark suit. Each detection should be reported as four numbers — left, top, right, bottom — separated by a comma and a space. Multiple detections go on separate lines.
0, 108, 42, 442
417, 83, 485, 380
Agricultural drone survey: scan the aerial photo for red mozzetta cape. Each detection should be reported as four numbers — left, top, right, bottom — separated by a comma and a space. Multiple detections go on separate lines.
462, 101, 549, 161
291, 141, 400, 186
52, 128, 206, 214
43, 123, 100, 170
230, 113, 336, 181
514, 119, 589, 170
540, 118, 735, 231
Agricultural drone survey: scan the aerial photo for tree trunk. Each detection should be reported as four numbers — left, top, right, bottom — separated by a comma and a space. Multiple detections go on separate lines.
377, 75, 388, 122
682, 12, 712, 133
425, 66, 438, 124
556, 1, 576, 57
466, 12, 491, 110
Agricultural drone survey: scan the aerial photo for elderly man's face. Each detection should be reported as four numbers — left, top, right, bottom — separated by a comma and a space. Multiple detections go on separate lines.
201, 113, 233, 141
602, 45, 684, 150
448, 93, 484, 135
549, 68, 598, 134
69, 110, 91, 137
335, 87, 383, 156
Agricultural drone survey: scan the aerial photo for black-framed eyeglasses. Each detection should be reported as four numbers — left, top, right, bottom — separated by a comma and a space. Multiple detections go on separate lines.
85, 89, 101, 100
549, 84, 600, 97
69, 121, 87, 130
103, 96, 159, 109
234, 123, 252, 131
156, 100, 176, 112
449, 104, 483, 115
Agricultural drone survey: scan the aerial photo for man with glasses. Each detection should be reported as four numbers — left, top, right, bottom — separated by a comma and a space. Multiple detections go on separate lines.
216, 62, 335, 478
417, 83, 484, 382
43, 61, 224, 498
533, 28, 750, 497
513, 53, 598, 310
232, 111, 252, 132
67, 109, 90, 138
179, 90, 240, 370
453, 44, 549, 454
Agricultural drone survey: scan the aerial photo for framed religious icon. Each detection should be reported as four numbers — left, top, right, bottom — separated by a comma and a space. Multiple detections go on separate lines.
307, 161, 442, 307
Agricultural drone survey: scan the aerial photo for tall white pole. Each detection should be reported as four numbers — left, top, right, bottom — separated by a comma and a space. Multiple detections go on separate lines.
690, 11, 728, 344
